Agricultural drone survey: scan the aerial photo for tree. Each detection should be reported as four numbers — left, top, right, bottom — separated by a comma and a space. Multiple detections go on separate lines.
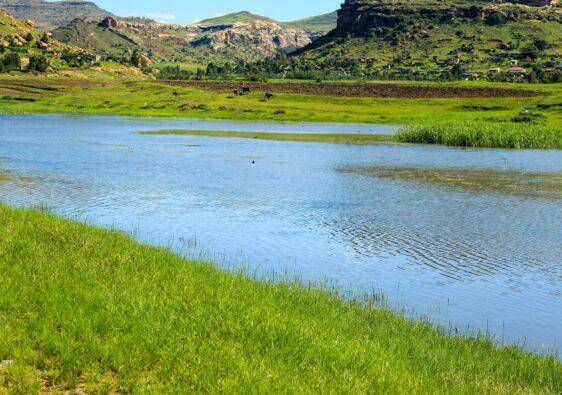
520, 47, 538, 60
130, 49, 142, 67
450, 64, 466, 80
206, 63, 218, 78
28, 55, 49, 72
485, 12, 504, 26
2, 52, 21, 70
533, 39, 549, 52
466, 5, 480, 19
528, 70, 538, 84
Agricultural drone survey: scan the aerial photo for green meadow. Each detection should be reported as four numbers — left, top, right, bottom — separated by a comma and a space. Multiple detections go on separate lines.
1, 75, 561, 126
1, 205, 561, 393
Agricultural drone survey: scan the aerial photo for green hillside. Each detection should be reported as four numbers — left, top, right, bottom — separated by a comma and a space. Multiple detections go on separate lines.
197, 11, 277, 25
51, 18, 136, 57
0, 8, 87, 72
199, 10, 338, 33
284, 11, 338, 33
295, 0, 561, 82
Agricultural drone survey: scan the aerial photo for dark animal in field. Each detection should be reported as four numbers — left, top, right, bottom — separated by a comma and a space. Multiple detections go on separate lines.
265, 93, 274, 100
233, 89, 240, 96
172, 91, 179, 96
242, 87, 251, 94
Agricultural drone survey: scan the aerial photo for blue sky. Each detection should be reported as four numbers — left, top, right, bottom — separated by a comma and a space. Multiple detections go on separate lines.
92, 0, 342, 24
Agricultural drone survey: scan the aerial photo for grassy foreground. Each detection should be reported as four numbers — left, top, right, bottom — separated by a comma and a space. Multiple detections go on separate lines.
397, 122, 562, 149
140, 130, 395, 145
0, 206, 561, 393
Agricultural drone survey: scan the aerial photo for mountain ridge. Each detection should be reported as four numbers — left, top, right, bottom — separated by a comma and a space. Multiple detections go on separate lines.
0, 0, 114, 31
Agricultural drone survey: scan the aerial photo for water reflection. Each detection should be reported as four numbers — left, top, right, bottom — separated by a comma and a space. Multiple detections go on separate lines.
0, 114, 561, 355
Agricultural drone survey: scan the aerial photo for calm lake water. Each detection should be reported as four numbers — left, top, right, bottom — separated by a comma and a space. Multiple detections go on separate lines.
1, 114, 561, 355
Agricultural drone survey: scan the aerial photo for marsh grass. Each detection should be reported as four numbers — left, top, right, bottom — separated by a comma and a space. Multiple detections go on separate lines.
341, 166, 562, 200
140, 130, 395, 145
0, 205, 561, 393
0, 171, 9, 182
397, 122, 562, 149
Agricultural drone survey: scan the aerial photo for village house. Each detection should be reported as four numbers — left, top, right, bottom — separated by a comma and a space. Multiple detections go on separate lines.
508, 66, 527, 75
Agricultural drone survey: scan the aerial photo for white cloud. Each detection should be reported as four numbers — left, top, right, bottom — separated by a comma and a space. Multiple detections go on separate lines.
145, 12, 176, 23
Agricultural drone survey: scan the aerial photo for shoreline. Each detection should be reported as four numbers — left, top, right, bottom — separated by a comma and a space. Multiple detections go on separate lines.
1, 204, 561, 392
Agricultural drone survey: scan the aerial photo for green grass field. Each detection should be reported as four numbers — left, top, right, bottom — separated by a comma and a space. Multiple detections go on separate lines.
0, 205, 561, 393
1, 74, 561, 127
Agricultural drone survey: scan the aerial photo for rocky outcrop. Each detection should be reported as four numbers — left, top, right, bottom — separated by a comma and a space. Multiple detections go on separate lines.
53, 15, 315, 62
0, 0, 114, 31
98, 16, 119, 29
191, 21, 312, 57
333, 0, 560, 37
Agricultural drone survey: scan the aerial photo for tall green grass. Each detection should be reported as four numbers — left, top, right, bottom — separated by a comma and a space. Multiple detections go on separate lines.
0, 205, 561, 393
397, 122, 562, 149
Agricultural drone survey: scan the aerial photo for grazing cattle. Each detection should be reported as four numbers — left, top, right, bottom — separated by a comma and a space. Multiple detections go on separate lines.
172, 91, 179, 96
242, 87, 251, 94
233, 89, 240, 96
265, 93, 273, 100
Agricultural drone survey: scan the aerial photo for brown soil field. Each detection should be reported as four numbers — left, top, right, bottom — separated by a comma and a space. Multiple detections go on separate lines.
161, 80, 542, 99
0, 88, 25, 96
0, 79, 110, 91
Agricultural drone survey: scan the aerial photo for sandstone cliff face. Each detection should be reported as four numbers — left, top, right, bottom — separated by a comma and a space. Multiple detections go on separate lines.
192, 21, 312, 57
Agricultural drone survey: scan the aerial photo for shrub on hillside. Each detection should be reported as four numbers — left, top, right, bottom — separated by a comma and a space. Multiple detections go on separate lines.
1, 52, 21, 71
28, 55, 49, 72
157, 66, 193, 80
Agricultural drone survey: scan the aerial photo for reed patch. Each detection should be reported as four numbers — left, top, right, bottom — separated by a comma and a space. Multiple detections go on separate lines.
397, 122, 562, 149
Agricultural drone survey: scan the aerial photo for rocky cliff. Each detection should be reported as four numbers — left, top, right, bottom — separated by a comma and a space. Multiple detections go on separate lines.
192, 20, 312, 57
334, 0, 560, 37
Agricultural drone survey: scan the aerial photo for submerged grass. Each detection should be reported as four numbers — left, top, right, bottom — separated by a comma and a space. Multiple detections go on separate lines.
397, 122, 562, 149
0, 205, 561, 393
341, 166, 562, 200
140, 130, 396, 145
